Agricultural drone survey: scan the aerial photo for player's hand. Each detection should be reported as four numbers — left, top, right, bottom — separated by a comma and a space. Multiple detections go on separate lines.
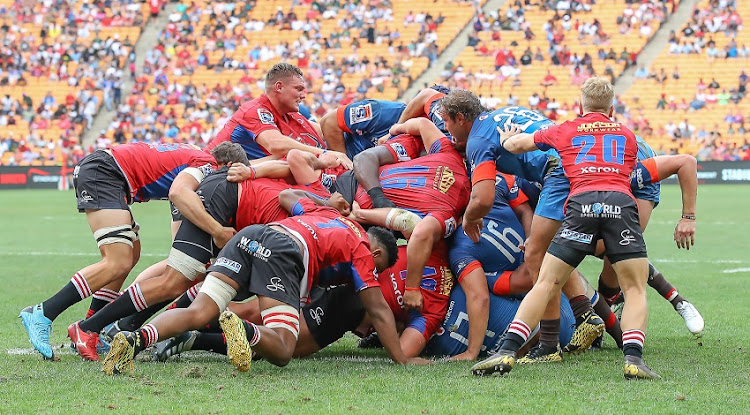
448, 351, 479, 362
674, 218, 696, 250
462, 216, 484, 243
388, 123, 405, 137
212, 226, 237, 248
324, 150, 353, 170
404, 289, 423, 312
519, 237, 530, 251
327, 192, 351, 216
377, 134, 391, 145
227, 163, 254, 182
406, 356, 434, 365
500, 124, 522, 141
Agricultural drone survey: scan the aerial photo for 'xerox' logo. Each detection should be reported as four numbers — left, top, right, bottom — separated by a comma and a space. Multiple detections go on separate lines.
560, 229, 593, 244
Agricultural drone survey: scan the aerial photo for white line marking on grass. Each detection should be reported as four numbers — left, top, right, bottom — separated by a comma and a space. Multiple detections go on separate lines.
651, 259, 744, 264
7, 348, 75, 356
1, 252, 164, 257
309, 356, 391, 363
722, 268, 750, 274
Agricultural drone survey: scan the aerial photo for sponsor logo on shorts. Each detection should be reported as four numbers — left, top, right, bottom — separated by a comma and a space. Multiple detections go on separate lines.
79, 190, 94, 203
580, 202, 622, 218
581, 166, 620, 174
215, 257, 242, 273
309, 307, 324, 325
619, 229, 636, 245
266, 276, 286, 292
444, 217, 457, 237
390, 143, 411, 161
257, 108, 275, 125
560, 229, 593, 244
349, 103, 373, 125
238, 237, 272, 261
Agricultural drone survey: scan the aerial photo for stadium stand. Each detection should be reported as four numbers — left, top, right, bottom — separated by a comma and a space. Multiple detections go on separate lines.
624, 0, 750, 160
101, 0, 476, 146
0, 0, 151, 166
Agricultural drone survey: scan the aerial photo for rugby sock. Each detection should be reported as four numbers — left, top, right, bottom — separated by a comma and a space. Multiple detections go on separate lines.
167, 285, 199, 310
80, 284, 167, 333
622, 329, 645, 359
202, 318, 223, 333
42, 272, 91, 321
86, 289, 120, 319
592, 292, 623, 348
242, 319, 261, 347
597, 276, 621, 305
539, 319, 560, 352
500, 319, 531, 352
135, 324, 159, 354
647, 263, 686, 308
569, 295, 593, 321
192, 332, 228, 355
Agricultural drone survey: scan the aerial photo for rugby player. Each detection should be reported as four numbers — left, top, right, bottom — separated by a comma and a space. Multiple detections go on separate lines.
102, 192, 409, 374
472, 77, 661, 379
19, 142, 233, 360
206, 63, 350, 167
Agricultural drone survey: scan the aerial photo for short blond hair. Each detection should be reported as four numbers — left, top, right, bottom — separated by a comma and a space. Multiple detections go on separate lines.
580, 77, 614, 113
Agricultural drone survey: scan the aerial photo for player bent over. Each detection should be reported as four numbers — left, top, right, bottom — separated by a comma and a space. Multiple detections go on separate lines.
102, 192, 408, 374
472, 77, 660, 379
19, 142, 224, 360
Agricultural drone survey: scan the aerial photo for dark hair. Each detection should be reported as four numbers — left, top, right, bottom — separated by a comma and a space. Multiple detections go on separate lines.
429, 84, 451, 95
211, 142, 249, 166
440, 88, 484, 122
265, 63, 304, 90
367, 226, 399, 269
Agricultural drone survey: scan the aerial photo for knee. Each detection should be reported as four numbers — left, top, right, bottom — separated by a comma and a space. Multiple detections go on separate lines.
103, 256, 134, 279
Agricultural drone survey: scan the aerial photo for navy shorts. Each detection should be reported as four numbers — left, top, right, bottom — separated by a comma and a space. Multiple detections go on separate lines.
73, 150, 130, 212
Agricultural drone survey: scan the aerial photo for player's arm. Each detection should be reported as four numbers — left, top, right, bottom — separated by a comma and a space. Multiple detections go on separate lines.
287, 148, 347, 185
462, 180, 495, 242
500, 125, 538, 154
512, 201, 534, 237
397, 87, 438, 123
353, 207, 422, 238
278, 189, 350, 216
309, 120, 324, 141
318, 109, 347, 153
227, 160, 293, 182
389, 117, 445, 151
256, 129, 352, 168
169, 169, 235, 248
353, 145, 397, 208
356, 286, 408, 364
403, 217, 442, 311
653, 154, 697, 249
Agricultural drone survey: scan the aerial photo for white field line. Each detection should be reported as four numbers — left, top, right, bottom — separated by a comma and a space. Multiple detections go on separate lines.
1, 251, 164, 257
722, 268, 750, 274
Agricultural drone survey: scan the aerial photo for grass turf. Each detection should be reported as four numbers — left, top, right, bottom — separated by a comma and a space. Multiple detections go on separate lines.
1, 186, 749, 414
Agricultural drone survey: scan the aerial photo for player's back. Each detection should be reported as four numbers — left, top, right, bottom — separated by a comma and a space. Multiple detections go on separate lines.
449, 173, 526, 279
340, 99, 406, 157
110, 142, 215, 202
236, 178, 331, 229
423, 286, 575, 357
379, 137, 470, 218
535, 112, 638, 196
468, 107, 557, 184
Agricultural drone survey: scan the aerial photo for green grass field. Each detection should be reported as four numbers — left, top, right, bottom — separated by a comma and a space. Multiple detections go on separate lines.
2, 186, 749, 414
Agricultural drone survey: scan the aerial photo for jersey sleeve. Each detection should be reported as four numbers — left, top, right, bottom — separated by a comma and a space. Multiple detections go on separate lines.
349, 247, 379, 292
498, 173, 529, 209
290, 197, 339, 216
238, 106, 281, 137
466, 135, 498, 186
384, 134, 424, 162
336, 105, 353, 133
427, 210, 459, 238
533, 123, 562, 152
423, 92, 445, 116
